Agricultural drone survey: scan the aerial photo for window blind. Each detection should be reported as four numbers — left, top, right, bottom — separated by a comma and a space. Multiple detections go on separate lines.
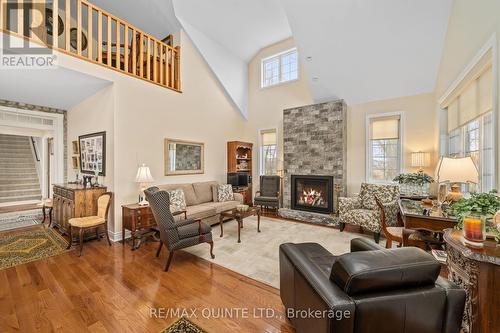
371, 117, 400, 140
261, 131, 277, 145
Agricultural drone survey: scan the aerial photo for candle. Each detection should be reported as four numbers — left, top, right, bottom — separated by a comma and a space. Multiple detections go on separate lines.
463, 216, 484, 242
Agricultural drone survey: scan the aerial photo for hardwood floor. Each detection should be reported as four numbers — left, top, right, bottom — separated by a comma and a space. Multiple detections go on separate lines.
0, 234, 295, 333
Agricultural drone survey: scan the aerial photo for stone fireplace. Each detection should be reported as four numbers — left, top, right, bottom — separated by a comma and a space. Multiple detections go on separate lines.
291, 175, 334, 214
279, 100, 346, 225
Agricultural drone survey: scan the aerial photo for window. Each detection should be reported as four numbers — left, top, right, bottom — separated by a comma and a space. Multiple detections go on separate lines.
259, 129, 277, 175
367, 114, 403, 183
261, 48, 298, 88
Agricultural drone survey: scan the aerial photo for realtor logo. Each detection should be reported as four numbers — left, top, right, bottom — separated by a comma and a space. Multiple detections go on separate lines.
1, 0, 57, 69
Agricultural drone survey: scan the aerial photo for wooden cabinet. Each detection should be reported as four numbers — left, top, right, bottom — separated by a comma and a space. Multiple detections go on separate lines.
52, 184, 107, 233
122, 204, 158, 250
227, 141, 253, 205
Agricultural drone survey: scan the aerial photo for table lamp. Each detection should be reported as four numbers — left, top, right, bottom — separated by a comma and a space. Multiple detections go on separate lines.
135, 164, 154, 205
411, 151, 430, 172
435, 156, 478, 202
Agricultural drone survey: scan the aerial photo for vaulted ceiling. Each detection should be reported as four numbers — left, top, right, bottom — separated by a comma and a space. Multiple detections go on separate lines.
82, 0, 453, 114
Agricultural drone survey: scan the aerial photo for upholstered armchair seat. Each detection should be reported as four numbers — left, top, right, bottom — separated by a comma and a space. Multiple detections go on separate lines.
339, 183, 400, 243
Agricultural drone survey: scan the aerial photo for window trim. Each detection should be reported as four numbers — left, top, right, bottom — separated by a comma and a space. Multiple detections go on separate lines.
365, 111, 405, 183
260, 47, 299, 88
258, 127, 279, 176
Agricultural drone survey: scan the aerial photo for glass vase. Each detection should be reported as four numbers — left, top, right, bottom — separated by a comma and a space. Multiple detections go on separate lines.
463, 215, 486, 243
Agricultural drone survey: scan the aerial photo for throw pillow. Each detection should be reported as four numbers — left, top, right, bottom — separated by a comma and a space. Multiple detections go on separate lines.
217, 184, 234, 202
167, 189, 187, 212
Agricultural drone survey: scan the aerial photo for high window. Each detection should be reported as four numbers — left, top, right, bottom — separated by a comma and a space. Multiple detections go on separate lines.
261, 48, 298, 88
367, 114, 403, 183
259, 129, 277, 175
445, 65, 494, 192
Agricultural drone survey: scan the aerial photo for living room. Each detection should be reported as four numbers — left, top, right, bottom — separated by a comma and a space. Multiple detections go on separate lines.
0, 0, 499, 332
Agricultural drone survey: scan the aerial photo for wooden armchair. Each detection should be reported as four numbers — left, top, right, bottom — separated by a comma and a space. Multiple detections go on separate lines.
254, 176, 281, 211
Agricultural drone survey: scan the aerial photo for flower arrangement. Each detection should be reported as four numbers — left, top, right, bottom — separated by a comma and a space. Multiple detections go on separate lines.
393, 171, 434, 185
449, 190, 500, 242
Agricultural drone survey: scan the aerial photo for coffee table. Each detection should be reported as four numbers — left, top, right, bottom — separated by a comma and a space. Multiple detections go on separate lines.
219, 207, 261, 243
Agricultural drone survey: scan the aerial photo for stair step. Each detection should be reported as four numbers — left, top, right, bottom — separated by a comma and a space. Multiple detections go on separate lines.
0, 188, 41, 196
0, 183, 41, 190
0, 169, 38, 175
0, 194, 42, 203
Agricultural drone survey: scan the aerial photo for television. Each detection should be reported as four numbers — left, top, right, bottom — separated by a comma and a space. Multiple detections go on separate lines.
227, 172, 249, 187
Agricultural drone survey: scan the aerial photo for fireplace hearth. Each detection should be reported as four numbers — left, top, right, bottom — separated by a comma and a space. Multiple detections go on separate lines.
291, 175, 334, 214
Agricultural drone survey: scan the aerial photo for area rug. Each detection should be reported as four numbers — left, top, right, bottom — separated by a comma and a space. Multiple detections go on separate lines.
0, 209, 42, 232
0, 227, 69, 270
160, 317, 208, 333
184, 216, 385, 288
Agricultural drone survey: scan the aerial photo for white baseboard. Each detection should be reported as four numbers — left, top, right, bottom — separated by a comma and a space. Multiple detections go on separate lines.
108, 230, 131, 243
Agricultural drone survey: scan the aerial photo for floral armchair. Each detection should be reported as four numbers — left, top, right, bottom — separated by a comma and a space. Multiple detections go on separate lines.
338, 183, 400, 243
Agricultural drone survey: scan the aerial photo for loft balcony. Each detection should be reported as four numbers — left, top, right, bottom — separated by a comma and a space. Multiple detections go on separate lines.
0, 0, 181, 91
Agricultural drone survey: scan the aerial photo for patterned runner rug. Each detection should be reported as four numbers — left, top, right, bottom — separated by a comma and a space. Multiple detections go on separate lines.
0, 227, 69, 270
160, 317, 208, 333
0, 209, 42, 232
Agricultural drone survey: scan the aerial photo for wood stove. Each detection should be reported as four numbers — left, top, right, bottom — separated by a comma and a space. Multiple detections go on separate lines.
291, 175, 334, 214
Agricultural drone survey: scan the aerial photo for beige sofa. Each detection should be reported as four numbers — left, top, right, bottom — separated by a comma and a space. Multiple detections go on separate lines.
157, 181, 243, 226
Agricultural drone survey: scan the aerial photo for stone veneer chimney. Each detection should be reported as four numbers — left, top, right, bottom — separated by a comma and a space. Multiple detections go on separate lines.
282, 100, 347, 211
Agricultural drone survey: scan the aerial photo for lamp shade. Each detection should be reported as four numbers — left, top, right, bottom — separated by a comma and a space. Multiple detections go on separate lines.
411, 151, 430, 168
436, 157, 478, 184
135, 164, 154, 183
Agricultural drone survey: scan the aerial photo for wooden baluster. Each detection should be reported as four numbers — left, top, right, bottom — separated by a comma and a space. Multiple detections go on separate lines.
124, 25, 128, 73
153, 40, 157, 82
106, 15, 111, 67
115, 20, 120, 70
159, 44, 164, 86
52, 0, 58, 48
17, 0, 23, 36
97, 10, 102, 62
146, 36, 150, 80
174, 46, 180, 90
132, 29, 137, 75
77, 0, 82, 55
87, 5, 92, 60
139, 33, 143, 78
65, 0, 70, 50
166, 47, 171, 88
32, 0, 46, 43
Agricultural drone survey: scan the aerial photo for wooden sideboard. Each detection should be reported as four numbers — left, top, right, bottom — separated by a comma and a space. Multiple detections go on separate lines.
444, 229, 499, 333
52, 184, 107, 233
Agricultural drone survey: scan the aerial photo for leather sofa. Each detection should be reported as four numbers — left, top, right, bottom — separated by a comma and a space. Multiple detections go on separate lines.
157, 181, 243, 226
279, 238, 465, 333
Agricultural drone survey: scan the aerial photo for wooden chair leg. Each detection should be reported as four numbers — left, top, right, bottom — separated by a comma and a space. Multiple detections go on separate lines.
208, 241, 215, 259
339, 222, 345, 232
96, 227, 101, 241
78, 228, 84, 257
105, 227, 112, 246
156, 242, 163, 257
386, 238, 392, 249
164, 251, 174, 272
373, 232, 381, 244
66, 225, 72, 249
48, 208, 53, 227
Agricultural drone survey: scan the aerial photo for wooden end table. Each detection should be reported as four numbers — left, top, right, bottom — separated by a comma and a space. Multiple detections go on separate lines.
219, 207, 261, 243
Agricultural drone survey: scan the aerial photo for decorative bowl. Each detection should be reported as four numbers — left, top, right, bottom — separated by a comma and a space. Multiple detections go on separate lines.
236, 204, 249, 212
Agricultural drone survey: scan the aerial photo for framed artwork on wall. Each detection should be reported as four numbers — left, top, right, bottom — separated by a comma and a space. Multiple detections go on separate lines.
79, 131, 106, 176
164, 138, 204, 175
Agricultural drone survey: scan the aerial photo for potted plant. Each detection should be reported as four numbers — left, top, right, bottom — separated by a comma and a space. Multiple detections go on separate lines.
393, 171, 434, 196
449, 190, 500, 242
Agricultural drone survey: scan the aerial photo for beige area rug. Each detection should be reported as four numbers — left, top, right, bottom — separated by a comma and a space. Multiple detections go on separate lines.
185, 216, 385, 288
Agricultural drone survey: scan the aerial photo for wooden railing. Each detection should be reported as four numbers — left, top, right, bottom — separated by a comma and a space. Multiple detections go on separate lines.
0, 0, 181, 91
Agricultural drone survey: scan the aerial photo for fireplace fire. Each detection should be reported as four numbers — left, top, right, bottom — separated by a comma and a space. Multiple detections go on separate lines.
291, 175, 334, 214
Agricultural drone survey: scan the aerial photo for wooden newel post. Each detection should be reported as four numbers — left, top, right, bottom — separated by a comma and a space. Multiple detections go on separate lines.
174, 45, 181, 90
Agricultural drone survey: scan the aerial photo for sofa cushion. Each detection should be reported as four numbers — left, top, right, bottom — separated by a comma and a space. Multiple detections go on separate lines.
211, 184, 219, 202
206, 201, 239, 214
359, 183, 399, 210
330, 247, 440, 296
193, 181, 218, 204
158, 183, 198, 206
185, 205, 216, 220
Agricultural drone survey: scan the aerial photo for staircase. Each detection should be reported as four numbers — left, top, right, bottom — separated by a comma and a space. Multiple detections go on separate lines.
0, 134, 42, 205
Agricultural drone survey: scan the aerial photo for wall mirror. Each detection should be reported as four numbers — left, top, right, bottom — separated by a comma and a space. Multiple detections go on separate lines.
164, 139, 204, 175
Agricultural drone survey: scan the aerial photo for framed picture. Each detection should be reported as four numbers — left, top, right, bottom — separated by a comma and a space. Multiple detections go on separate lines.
71, 156, 79, 170
72, 140, 79, 155
164, 138, 204, 175
79, 131, 106, 176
